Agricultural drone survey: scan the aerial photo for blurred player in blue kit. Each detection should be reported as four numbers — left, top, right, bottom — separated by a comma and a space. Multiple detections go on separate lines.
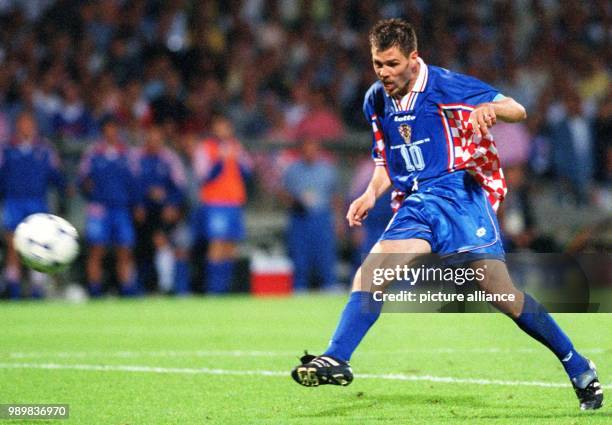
78, 117, 142, 297
0, 111, 65, 298
291, 19, 603, 410
282, 138, 341, 292
135, 125, 189, 294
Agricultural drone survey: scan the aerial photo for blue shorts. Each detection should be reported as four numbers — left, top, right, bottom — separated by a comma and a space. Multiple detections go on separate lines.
380, 171, 505, 262
195, 204, 245, 242
86, 203, 135, 247
2, 198, 48, 231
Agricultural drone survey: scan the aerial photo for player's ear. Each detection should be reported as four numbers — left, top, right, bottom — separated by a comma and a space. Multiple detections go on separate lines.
409, 50, 419, 61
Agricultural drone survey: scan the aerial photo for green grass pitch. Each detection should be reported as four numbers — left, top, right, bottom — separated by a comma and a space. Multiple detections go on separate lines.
0, 296, 609, 424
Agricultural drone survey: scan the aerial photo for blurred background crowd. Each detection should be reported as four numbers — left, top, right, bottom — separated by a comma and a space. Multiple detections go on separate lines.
0, 0, 609, 299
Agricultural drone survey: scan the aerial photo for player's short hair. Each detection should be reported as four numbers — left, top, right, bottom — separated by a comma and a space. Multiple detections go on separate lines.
369, 18, 417, 56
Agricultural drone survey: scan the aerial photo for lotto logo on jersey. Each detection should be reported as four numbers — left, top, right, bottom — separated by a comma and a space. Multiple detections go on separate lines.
398, 124, 412, 144
394, 115, 416, 122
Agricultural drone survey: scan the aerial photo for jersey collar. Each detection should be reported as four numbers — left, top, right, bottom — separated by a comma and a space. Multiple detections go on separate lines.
411, 57, 428, 93
390, 57, 429, 111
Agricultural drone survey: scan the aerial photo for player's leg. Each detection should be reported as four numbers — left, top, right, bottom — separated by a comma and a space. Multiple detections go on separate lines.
153, 231, 175, 293
292, 238, 430, 387
287, 213, 309, 291
2, 200, 27, 299
204, 206, 241, 294
206, 240, 237, 294
85, 203, 110, 296
170, 221, 191, 295
324, 238, 431, 359
107, 207, 138, 296
28, 200, 52, 298
475, 258, 603, 409
116, 245, 138, 296
86, 244, 106, 297
313, 211, 337, 291
3, 231, 22, 299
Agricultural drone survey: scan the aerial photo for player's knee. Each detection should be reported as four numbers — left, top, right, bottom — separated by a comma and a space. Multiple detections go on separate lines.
352, 267, 379, 293
507, 291, 525, 319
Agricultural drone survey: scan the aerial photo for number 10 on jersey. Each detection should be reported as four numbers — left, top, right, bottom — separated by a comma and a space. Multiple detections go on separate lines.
400, 144, 425, 171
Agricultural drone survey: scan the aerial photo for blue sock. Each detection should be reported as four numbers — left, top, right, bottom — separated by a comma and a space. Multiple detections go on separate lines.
30, 284, 45, 299
88, 282, 103, 298
119, 281, 140, 297
514, 293, 590, 379
119, 273, 141, 297
6, 280, 21, 300
323, 291, 383, 362
174, 260, 190, 295
206, 260, 234, 294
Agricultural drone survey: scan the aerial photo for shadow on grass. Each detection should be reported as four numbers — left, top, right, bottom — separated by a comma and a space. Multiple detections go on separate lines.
296, 390, 610, 421
297, 392, 484, 419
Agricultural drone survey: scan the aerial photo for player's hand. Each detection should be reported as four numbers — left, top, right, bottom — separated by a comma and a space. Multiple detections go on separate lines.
346, 190, 376, 227
469, 103, 497, 138
161, 205, 180, 224
133, 206, 146, 224
220, 142, 238, 159
149, 186, 166, 202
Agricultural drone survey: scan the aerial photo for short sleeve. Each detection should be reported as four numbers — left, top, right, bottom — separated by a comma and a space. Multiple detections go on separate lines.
363, 86, 386, 166
439, 70, 501, 106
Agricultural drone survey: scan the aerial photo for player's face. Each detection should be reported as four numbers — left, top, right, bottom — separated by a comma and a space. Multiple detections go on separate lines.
146, 127, 164, 150
16, 115, 37, 140
103, 123, 120, 144
371, 46, 419, 97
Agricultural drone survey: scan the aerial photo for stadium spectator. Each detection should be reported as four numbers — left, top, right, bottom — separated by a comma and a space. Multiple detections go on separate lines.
150, 68, 188, 128
292, 88, 346, 143
0, 111, 65, 298
281, 138, 341, 291
78, 116, 142, 297
547, 88, 595, 205
193, 114, 252, 294
593, 89, 612, 210
52, 81, 97, 141
134, 125, 189, 294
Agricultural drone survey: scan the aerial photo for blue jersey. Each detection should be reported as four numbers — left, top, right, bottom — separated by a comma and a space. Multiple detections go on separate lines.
283, 159, 338, 214
136, 147, 187, 208
363, 58, 506, 206
78, 141, 141, 208
0, 138, 65, 200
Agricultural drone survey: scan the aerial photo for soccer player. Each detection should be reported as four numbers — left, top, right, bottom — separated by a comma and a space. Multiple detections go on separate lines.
0, 111, 65, 298
193, 113, 252, 294
291, 19, 603, 410
78, 116, 142, 297
134, 125, 189, 294
282, 138, 341, 292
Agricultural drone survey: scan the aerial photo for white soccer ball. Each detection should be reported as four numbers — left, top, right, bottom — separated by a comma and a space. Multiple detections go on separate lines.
13, 213, 80, 274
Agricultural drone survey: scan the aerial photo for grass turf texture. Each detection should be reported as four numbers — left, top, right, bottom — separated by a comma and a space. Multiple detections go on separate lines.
0, 296, 609, 424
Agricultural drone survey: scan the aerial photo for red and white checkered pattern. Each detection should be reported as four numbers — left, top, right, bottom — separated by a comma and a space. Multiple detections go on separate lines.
373, 106, 507, 213
439, 105, 507, 212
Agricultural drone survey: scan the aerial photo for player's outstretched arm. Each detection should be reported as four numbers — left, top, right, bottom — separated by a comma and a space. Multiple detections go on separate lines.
469, 97, 527, 137
346, 166, 391, 227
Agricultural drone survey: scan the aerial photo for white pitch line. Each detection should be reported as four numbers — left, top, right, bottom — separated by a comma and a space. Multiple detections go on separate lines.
0, 362, 575, 388
3, 348, 606, 359
6, 350, 286, 359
